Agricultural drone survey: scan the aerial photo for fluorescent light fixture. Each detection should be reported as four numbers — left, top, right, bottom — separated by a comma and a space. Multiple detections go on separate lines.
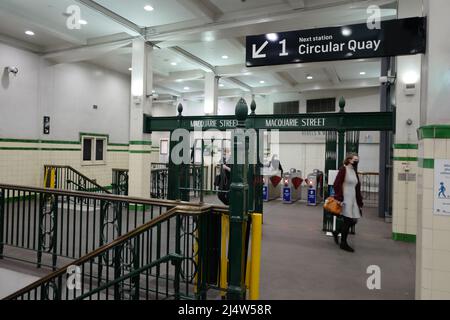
221, 55, 229, 59
171, 62, 177, 66
360, 71, 366, 75
79, 20, 88, 25
266, 33, 278, 41
219, 83, 224, 87
306, 75, 313, 80
144, 5, 154, 11
176, 79, 183, 83
342, 27, 352, 36
259, 80, 265, 84
128, 68, 132, 71
25, 30, 35, 36
184, 87, 190, 90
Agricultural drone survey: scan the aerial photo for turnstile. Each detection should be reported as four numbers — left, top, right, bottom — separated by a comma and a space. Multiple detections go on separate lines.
262, 168, 282, 202
282, 169, 303, 204
306, 169, 324, 206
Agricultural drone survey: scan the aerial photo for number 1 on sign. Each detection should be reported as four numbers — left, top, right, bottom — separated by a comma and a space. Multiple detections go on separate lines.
279, 39, 288, 56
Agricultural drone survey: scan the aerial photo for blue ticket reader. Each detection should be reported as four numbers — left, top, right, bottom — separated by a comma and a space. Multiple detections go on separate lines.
283, 187, 291, 203
307, 187, 317, 206
263, 185, 268, 201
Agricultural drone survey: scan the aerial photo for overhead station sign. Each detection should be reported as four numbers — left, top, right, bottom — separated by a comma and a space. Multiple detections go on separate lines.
246, 17, 426, 67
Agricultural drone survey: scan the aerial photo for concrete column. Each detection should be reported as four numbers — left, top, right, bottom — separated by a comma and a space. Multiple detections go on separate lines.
128, 39, 153, 198
204, 72, 218, 115
392, 0, 423, 241
416, 0, 450, 300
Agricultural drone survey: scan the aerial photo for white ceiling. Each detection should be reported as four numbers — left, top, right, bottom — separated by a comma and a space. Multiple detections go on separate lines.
0, 0, 398, 99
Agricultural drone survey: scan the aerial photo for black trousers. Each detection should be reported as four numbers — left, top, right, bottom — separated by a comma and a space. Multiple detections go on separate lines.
339, 216, 357, 244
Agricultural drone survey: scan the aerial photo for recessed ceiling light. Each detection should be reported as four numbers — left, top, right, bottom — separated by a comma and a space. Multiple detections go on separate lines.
171, 62, 177, 66
259, 80, 265, 84
266, 33, 278, 41
184, 87, 190, 90
342, 27, 352, 37
219, 83, 224, 87
79, 20, 88, 25
360, 71, 366, 75
128, 68, 132, 71
176, 79, 183, 83
144, 5, 154, 11
221, 55, 229, 59
25, 30, 35, 36
306, 75, 313, 80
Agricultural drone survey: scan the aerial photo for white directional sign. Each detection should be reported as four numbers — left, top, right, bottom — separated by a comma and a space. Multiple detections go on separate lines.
252, 41, 268, 59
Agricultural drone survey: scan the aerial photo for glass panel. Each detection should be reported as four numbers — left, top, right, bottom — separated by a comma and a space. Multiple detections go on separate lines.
83, 138, 92, 161
96, 139, 105, 161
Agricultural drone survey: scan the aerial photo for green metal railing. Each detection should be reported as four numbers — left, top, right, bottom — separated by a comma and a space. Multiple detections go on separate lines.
44, 165, 111, 194
151, 163, 169, 199
0, 184, 179, 270
4, 203, 228, 300
112, 169, 129, 196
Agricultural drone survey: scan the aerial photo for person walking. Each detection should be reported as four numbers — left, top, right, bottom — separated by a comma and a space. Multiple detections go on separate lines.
332, 154, 364, 252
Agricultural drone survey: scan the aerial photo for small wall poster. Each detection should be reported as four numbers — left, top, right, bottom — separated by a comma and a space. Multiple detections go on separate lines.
434, 159, 450, 216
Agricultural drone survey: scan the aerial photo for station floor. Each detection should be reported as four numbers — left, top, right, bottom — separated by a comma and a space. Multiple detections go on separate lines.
0, 197, 416, 300
203, 196, 416, 300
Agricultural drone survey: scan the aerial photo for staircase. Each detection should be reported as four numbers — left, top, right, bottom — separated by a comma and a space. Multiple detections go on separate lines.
0, 183, 230, 300
43, 165, 111, 194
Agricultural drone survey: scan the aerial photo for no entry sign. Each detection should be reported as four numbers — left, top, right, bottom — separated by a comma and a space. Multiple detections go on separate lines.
246, 17, 426, 67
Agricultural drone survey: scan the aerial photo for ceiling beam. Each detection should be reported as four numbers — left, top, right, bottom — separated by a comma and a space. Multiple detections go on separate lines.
145, 0, 396, 43
217, 58, 380, 77
175, 0, 220, 23
274, 71, 298, 87
0, 34, 44, 53
323, 66, 341, 85
75, 0, 143, 36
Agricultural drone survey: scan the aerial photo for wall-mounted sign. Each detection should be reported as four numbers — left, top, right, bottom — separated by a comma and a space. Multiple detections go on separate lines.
434, 159, 450, 216
43, 116, 50, 135
246, 17, 426, 67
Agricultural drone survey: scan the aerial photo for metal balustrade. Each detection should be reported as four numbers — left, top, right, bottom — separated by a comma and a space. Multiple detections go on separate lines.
4, 204, 228, 300
0, 184, 180, 270
0, 184, 230, 300
359, 172, 379, 208
43, 165, 111, 194
112, 169, 129, 196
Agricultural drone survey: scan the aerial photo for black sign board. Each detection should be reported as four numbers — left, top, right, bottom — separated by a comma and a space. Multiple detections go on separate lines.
43, 116, 50, 135
246, 17, 426, 67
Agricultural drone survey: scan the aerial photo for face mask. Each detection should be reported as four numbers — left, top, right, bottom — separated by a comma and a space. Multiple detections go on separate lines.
352, 161, 359, 167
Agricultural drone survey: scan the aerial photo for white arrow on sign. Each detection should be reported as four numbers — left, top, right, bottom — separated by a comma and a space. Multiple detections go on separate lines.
252, 41, 268, 59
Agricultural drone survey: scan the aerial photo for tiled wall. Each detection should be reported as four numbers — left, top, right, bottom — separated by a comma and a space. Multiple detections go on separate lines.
392, 145, 419, 241
0, 139, 129, 188
416, 126, 450, 299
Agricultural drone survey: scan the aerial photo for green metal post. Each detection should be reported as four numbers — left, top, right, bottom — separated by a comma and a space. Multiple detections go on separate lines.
0, 189, 4, 259
337, 97, 346, 167
226, 98, 249, 300
168, 104, 184, 200
247, 100, 256, 213
173, 215, 181, 299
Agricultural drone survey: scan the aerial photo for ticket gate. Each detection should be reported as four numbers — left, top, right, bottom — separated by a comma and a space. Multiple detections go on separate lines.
262, 168, 282, 202
306, 169, 324, 206
282, 170, 303, 204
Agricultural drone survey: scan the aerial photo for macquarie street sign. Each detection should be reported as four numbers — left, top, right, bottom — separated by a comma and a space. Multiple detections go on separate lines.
246, 17, 426, 67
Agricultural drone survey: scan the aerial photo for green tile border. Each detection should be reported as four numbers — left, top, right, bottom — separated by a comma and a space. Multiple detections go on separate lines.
392, 232, 416, 243
419, 125, 450, 140
108, 149, 129, 153
418, 158, 435, 169
129, 150, 153, 154
393, 144, 419, 150
393, 157, 418, 162
129, 141, 152, 146
109, 143, 129, 147
0, 147, 39, 151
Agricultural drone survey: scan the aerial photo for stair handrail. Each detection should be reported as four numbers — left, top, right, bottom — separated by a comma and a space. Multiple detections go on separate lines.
44, 165, 112, 194
3, 203, 217, 300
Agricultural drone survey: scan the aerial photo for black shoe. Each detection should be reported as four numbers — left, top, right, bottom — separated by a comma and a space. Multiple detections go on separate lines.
340, 243, 354, 252
332, 231, 340, 245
